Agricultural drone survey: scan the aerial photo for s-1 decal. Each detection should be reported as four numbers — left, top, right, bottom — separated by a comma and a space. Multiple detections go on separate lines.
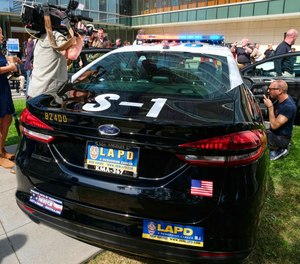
83, 94, 120, 112
82, 93, 167, 118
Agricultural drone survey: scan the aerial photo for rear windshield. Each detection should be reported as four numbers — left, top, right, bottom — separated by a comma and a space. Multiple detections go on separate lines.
75, 51, 230, 99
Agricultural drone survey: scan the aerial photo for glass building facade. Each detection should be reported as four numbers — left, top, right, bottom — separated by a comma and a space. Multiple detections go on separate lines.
0, 0, 299, 53
131, 0, 299, 27
0, 0, 134, 49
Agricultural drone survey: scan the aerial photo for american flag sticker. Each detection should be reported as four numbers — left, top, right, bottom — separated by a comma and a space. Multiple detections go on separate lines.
191, 179, 213, 197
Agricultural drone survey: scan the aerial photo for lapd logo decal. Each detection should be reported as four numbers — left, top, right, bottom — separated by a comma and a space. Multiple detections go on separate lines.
90, 146, 99, 160
147, 221, 157, 235
142, 219, 204, 247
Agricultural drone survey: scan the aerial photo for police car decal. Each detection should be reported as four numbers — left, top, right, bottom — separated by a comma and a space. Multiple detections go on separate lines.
142, 219, 204, 247
82, 93, 167, 118
30, 189, 63, 215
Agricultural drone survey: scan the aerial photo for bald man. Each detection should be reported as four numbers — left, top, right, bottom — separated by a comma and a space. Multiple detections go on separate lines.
263, 80, 296, 160
231, 37, 253, 69
275, 28, 298, 77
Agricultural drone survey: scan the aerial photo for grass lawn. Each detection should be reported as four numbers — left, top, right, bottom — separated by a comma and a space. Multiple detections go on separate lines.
8, 98, 300, 263
6, 98, 26, 146
244, 125, 300, 264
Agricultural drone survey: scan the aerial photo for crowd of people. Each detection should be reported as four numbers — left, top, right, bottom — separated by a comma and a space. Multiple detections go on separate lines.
231, 28, 298, 71
82, 24, 130, 49
0, 25, 298, 171
230, 28, 298, 161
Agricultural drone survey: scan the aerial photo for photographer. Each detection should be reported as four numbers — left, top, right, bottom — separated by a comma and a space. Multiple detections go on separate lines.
28, 21, 86, 100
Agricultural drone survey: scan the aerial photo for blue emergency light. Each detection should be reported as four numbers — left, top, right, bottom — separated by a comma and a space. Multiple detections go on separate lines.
136, 34, 224, 45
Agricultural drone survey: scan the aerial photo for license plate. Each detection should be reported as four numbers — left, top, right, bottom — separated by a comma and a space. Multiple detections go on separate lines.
142, 219, 204, 247
85, 142, 139, 177
29, 189, 63, 215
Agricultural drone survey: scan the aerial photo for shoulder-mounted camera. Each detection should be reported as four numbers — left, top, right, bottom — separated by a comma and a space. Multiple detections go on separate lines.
21, 0, 94, 37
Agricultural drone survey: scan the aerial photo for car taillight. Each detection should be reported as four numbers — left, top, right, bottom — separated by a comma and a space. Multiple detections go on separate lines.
177, 130, 267, 166
20, 108, 54, 143
17, 200, 36, 214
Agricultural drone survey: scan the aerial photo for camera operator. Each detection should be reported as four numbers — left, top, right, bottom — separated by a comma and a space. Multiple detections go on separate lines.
231, 38, 253, 69
27, 21, 86, 101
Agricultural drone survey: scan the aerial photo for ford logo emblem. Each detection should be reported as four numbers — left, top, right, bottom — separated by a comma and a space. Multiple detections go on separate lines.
98, 124, 120, 136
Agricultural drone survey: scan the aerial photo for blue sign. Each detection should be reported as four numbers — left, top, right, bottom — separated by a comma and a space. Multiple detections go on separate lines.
7, 38, 19, 52
142, 219, 204, 247
85, 142, 139, 177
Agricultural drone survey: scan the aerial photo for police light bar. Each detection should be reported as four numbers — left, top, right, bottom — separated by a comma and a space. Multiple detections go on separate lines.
136, 34, 224, 43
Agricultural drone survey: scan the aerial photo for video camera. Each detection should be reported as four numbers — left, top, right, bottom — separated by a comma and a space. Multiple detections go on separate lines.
21, 0, 94, 36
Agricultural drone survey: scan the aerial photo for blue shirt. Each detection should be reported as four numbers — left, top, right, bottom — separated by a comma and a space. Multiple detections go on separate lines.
271, 96, 296, 137
0, 52, 15, 117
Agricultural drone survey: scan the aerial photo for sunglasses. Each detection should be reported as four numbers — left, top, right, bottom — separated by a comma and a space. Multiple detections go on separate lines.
268, 87, 281, 90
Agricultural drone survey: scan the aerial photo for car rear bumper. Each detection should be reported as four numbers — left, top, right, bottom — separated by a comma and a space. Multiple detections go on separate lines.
16, 186, 251, 264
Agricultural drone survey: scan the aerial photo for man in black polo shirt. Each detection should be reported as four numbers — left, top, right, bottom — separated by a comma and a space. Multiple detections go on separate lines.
274, 29, 298, 77
264, 44, 275, 59
231, 38, 253, 69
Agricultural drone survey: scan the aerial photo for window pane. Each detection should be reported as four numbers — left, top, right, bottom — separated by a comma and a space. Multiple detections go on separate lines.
187, 10, 196, 21
171, 12, 179, 23
90, 1, 98, 10
228, 5, 240, 18
171, 0, 179, 6
108, 1, 116, 13
217, 6, 228, 19
79, 51, 230, 100
0, 0, 10, 12
179, 11, 187, 22
241, 3, 253, 17
254, 2, 268, 16
207, 8, 217, 19
85, 0, 89, 10
100, 0, 106, 11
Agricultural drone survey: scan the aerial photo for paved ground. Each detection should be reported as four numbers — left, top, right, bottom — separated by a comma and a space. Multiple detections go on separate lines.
11, 89, 26, 100
0, 149, 102, 263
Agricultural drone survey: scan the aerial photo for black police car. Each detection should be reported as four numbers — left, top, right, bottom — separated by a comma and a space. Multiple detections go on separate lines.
15, 41, 268, 263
